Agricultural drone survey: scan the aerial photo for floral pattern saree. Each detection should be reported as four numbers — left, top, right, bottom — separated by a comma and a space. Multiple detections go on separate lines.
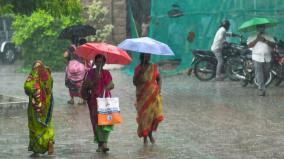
134, 64, 164, 137
24, 63, 54, 154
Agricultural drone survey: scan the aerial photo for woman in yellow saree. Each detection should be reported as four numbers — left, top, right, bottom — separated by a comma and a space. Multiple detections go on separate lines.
24, 60, 54, 155
133, 53, 164, 144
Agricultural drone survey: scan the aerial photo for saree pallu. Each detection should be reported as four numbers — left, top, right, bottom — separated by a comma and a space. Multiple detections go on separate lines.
24, 66, 54, 154
134, 64, 164, 137
81, 69, 113, 143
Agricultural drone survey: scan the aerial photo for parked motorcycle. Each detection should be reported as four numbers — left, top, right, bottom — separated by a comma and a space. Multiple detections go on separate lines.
191, 36, 246, 81
270, 39, 284, 86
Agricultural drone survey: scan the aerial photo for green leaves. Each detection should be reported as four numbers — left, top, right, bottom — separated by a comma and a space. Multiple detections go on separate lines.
12, 10, 54, 45
7, 0, 112, 71
12, 9, 81, 71
0, 3, 13, 15
86, 0, 113, 42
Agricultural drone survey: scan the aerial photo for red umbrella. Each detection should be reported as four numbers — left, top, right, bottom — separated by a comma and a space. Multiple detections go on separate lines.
75, 42, 132, 65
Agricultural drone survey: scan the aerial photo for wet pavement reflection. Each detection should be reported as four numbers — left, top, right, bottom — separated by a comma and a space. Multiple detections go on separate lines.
0, 64, 284, 159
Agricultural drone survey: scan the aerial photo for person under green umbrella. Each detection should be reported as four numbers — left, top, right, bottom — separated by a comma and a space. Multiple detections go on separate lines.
247, 24, 275, 96
238, 17, 277, 32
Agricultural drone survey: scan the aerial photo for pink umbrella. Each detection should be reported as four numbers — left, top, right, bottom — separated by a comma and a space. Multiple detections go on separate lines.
75, 42, 132, 65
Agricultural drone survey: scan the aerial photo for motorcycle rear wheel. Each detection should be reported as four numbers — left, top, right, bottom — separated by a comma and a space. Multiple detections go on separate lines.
194, 59, 216, 81
253, 71, 273, 87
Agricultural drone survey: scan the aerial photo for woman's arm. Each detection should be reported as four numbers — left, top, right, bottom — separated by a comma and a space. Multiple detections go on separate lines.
24, 76, 35, 96
81, 79, 93, 100
133, 66, 147, 86
133, 71, 147, 86
106, 80, 114, 90
63, 51, 69, 58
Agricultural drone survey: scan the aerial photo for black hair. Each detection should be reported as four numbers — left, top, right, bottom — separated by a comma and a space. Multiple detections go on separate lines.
95, 54, 106, 63
79, 38, 87, 45
220, 20, 230, 30
140, 53, 145, 61
139, 53, 150, 64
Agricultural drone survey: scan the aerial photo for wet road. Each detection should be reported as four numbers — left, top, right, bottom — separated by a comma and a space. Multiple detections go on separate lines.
1, 64, 284, 159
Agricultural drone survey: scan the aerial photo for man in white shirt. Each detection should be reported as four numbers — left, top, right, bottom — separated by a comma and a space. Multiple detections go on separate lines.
211, 20, 240, 81
247, 25, 275, 96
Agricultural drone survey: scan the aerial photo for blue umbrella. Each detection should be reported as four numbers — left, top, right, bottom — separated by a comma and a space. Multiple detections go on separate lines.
118, 37, 175, 56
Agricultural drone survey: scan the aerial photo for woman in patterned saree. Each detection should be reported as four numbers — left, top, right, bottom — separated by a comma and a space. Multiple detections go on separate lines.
81, 54, 114, 153
24, 60, 54, 155
133, 53, 164, 144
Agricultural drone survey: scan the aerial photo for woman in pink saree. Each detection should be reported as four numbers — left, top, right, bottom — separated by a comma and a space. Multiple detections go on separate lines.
81, 54, 114, 152
133, 53, 164, 144
64, 38, 89, 104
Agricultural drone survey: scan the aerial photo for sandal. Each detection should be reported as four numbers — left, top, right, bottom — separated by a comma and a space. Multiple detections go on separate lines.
102, 143, 109, 153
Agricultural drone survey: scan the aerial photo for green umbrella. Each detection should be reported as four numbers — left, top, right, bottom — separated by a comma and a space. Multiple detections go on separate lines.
238, 17, 278, 32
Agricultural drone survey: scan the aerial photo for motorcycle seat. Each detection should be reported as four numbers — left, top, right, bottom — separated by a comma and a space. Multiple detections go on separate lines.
192, 49, 214, 56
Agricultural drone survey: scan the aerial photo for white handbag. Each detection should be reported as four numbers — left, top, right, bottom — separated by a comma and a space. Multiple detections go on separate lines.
97, 90, 122, 125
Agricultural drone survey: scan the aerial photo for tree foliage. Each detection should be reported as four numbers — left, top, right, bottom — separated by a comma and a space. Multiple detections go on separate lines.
85, 0, 113, 42
0, 0, 13, 15
9, 0, 113, 71
1, 0, 81, 17
12, 10, 81, 71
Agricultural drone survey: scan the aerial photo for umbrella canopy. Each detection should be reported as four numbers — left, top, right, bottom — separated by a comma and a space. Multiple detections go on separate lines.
75, 43, 132, 65
238, 17, 278, 32
58, 24, 96, 39
118, 37, 175, 56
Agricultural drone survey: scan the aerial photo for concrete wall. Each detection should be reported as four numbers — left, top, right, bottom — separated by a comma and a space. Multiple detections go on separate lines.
81, 0, 127, 44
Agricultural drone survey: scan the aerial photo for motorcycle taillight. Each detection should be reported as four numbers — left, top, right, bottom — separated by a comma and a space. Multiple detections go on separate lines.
279, 56, 284, 65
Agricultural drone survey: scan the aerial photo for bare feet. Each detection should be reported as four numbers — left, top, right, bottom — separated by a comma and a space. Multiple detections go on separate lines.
149, 132, 155, 144
143, 137, 148, 144
149, 136, 155, 144
47, 140, 54, 155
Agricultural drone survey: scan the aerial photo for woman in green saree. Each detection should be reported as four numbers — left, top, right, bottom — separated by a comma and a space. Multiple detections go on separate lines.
24, 60, 54, 155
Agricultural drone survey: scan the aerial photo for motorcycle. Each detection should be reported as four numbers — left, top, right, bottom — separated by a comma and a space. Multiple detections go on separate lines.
191, 36, 246, 81
270, 39, 284, 86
